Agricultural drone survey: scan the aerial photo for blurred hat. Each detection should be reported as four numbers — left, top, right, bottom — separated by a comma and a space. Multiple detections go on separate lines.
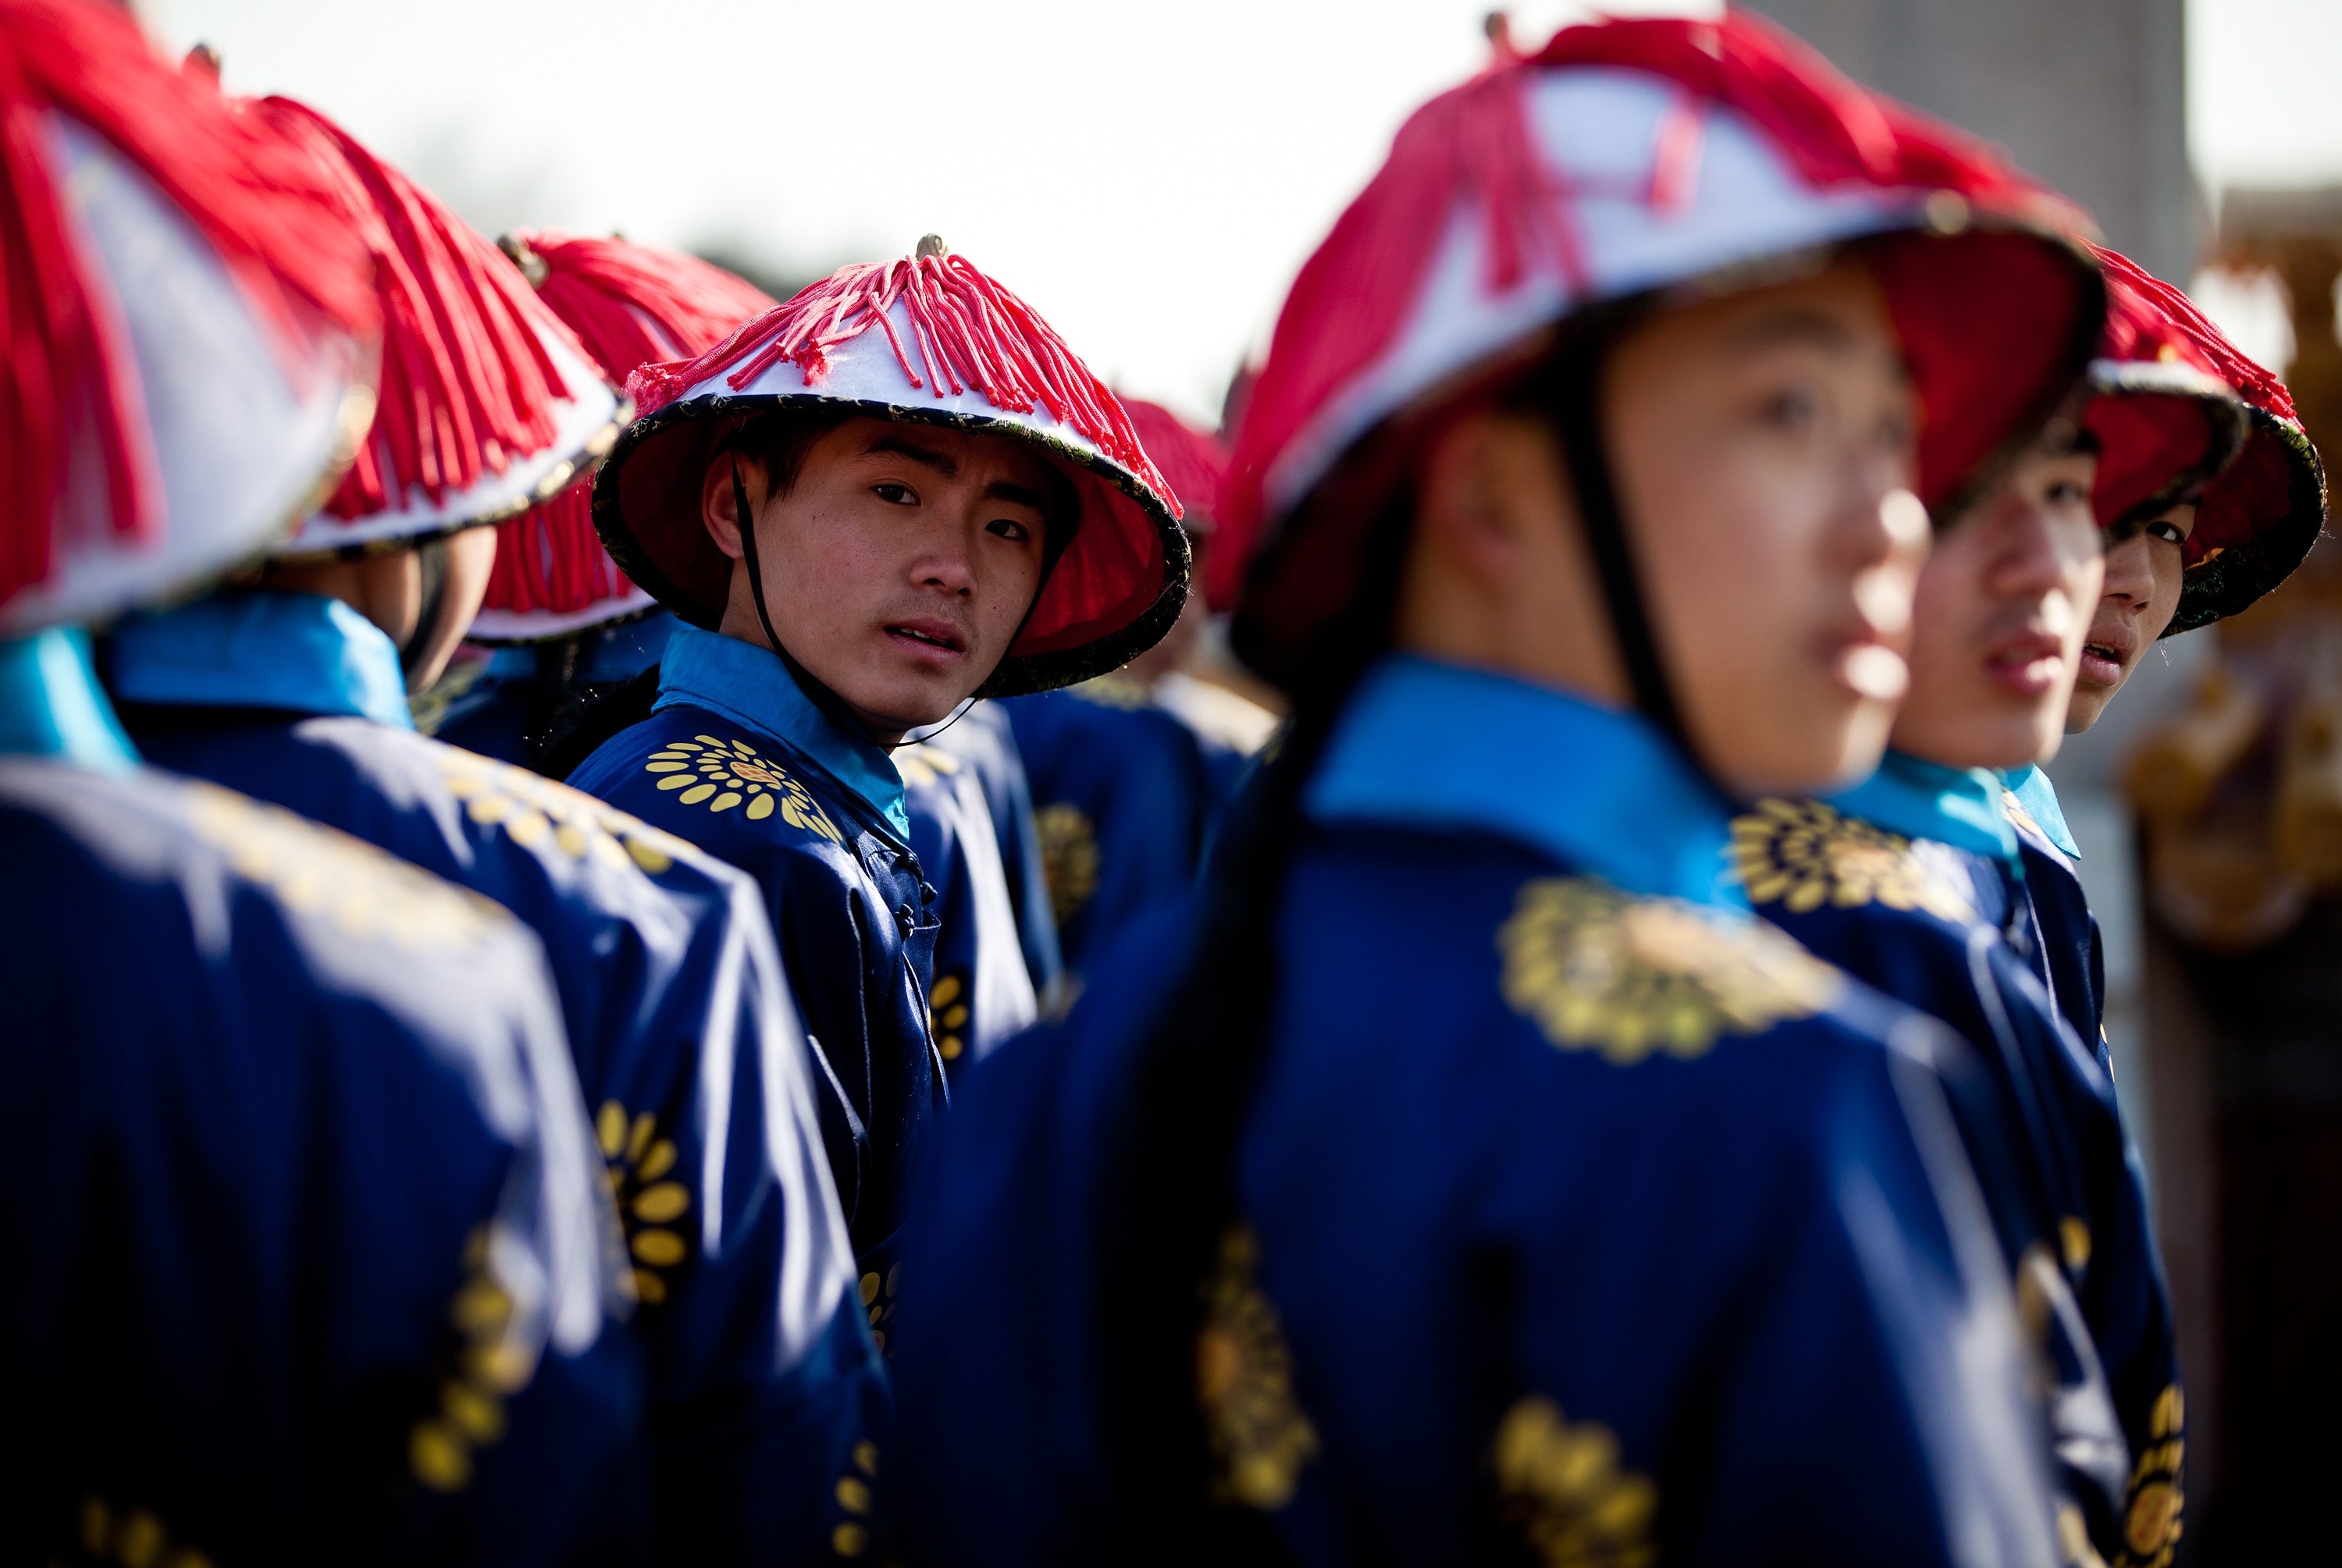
2080, 247, 2249, 542
1121, 398, 1238, 603
0, 5, 379, 635
2123, 264, 2327, 635
252, 99, 628, 561
593, 236, 1189, 699
469, 232, 778, 643
1224, 10, 2107, 692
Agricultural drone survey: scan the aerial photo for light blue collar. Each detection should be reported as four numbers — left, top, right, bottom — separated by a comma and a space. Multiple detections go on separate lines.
1999, 763, 2079, 859
106, 589, 414, 729
1828, 749, 2020, 868
0, 628, 139, 770
655, 624, 909, 840
1304, 654, 1742, 907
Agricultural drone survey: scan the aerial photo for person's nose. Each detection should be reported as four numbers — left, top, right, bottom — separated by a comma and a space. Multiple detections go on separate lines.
2098, 531, 2155, 608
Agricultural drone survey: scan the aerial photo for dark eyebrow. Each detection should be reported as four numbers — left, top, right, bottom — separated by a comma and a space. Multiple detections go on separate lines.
1726, 306, 1861, 356
866, 432, 958, 477
983, 479, 1049, 514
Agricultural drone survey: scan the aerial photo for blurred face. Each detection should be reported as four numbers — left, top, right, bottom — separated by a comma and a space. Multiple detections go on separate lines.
1606, 261, 1929, 795
2066, 501, 2192, 732
258, 523, 497, 695
1890, 430, 2105, 769
702, 418, 1052, 740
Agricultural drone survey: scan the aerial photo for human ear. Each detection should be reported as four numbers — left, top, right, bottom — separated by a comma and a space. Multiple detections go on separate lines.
701, 455, 748, 563
1418, 411, 1561, 588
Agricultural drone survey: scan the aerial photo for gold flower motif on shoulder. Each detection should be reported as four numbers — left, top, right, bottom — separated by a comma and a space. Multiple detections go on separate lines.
183, 781, 505, 951
2113, 1383, 2184, 1568
1196, 1225, 1319, 1512
1497, 877, 1842, 1065
1728, 798, 1974, 923
1493, 1396, 1657, 1568
1070, 671, 1152, 711
439, 748, 691, 876
642, 734, 841, 841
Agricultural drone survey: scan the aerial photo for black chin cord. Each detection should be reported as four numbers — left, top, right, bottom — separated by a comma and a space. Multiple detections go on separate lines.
1539, 340, 1724, 799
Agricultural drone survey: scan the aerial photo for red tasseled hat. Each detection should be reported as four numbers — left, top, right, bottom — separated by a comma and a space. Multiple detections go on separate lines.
1223, 11, 2106, 690
251, 99, 628, 560
0, 2, 379, 634
472, 232, 778, 642
594, 237, 1189, 699
2126, 264, 2327, 635
1122, 398, 1237, 606
2080, 248, 2248, 544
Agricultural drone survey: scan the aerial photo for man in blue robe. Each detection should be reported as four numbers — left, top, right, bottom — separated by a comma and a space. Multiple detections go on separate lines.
97, 100, 881, 1563
1728, 254, 2256, 1565
0, 21, 644, 1559
564, 238, 1189, 1312
889, 16, 2114, 1563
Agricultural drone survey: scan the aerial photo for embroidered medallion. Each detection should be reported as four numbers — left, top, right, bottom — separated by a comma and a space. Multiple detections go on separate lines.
1069, 670, 1152, 711
595, 1100, 691, 1306
2113, 1383, 2184, 1568
830, 1439, 880, 1558
1498, 877, 1842, 1065
1728, 798, 1974, 923
183, 781, 504, 951
440, 749, 692, 876
1493, 1396, 1658, 1568
892, 742, 961, 788
642, 734, 840, 840
411, 1224, 541, 1492
1034, 800, 1100, 926
859, 1262, 902, 1355
76, 1495, 212, 1568
1196, 1226, 1319, 1511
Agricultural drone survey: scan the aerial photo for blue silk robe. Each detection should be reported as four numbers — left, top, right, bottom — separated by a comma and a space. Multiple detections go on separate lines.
101, 594, 882, 1563
2002, 765, 2107, 1065
922, 699, 1062, 998
1734, 754, 2182, 1568
897, 738, 1037, 1086
895, 656, 2063, 1567
1002, 674, 1214, 972
566, 625, 943, 1355
2, 629, 646, 1566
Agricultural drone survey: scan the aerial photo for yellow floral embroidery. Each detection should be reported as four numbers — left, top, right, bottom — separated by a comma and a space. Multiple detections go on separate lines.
1493, 1396, 1658, 1568
77, 1495, 212, 1568
1069, 670, 1152, 710
439, 749, 692, 876
596, 1101, 690, 1306
411, 1225, 540, 1492
643, 735, 840, 840
1728, 798, 1975, 923
2113, 1384, 2184, 1568
858, 1263, 902, 1354
1498, 877, 1842, 1065
183, 781, 504, 950
930, 970, 971, 1062
1035, 800, 1099, 926
892, 743, 962, 789
830, 1440, 879, 1558
1196, 1226, 1319, 1511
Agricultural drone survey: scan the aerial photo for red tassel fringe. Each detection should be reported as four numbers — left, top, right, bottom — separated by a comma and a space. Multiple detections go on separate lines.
628, 251, 1177, 513
2096, 245, 2293, 422
1223, 9, 2091, 554
483, 232, 775, 618
254, 98, 582, 523
0, 0, 378, 608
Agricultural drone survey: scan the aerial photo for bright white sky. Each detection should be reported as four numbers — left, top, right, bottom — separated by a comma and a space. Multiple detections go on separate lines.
140, 0, 2342, 425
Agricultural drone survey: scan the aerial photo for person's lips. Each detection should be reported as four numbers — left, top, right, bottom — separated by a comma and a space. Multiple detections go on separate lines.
884, 617, 968, 666
2077, 622, 2137, 689
1983, 628, 2067, 699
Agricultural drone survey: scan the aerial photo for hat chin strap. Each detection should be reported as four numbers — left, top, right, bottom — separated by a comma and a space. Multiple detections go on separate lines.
732, 455, 899, 752
1539, 338, 1724, 800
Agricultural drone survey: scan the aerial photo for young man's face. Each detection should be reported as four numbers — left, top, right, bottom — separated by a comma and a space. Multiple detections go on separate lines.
1888, 432, 2105, 769
2066, 500, 2193, 732
1604, 260, 1930, 795
703, 417, 1053, 738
